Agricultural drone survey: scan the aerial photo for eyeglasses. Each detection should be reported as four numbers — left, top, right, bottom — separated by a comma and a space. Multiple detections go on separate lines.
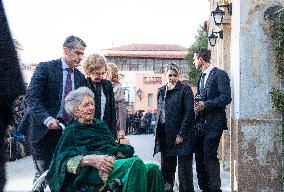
168, 74, 178, 77
91, 71, 106, 76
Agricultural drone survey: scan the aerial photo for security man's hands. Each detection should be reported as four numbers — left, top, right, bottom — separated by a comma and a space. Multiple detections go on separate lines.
195, 101, 205, 111
175, 135, 184, 145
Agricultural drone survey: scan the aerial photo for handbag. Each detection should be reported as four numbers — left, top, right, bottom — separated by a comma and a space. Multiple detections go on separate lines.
118, 138, 130, 144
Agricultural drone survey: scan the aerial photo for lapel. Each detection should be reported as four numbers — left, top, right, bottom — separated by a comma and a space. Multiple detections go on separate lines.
51, 60, 63, 98
160, 85, 167, 99
100, 80, 107, 97
156, 85, 166, 119
74, 69, 80, 88
204, 67, 218, 91
197, 73, 203, 94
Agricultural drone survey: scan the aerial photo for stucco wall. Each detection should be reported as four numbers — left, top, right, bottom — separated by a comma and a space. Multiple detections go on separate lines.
230, 0, 283, 191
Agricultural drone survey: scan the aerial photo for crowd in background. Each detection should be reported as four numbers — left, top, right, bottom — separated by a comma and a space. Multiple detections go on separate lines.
126, 109, 157, 135
4, 95, 30, 161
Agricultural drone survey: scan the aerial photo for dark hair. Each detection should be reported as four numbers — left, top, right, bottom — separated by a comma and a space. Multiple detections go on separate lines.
63, 35, 87, 49
194, 48, 211, 63
165, 63, 179, 75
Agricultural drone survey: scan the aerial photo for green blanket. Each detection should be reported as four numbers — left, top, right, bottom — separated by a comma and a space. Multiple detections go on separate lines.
45, 119, 135, 191
46, 119, 165, 192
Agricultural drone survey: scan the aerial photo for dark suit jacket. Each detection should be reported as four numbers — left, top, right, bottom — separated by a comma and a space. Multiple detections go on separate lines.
197, 67, 231, 131
86, 78, 117, 138
154, 81, 195, 156
27, 59, 87, 143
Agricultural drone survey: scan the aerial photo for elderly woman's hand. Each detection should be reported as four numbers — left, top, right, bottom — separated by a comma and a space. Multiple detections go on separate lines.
81, 155, 115, 173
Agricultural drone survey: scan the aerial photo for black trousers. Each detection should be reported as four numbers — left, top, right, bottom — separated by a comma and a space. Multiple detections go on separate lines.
161, 152, 194, 192
194, 129, 223, 192
31, 129, 61, 191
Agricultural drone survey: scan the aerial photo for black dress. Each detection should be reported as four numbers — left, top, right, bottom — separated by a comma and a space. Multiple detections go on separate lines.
86, 78, 117, 139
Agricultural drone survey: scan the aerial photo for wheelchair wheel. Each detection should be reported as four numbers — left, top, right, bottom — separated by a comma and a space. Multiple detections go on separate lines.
31, 170, 48, 192
107, 179, 123, 192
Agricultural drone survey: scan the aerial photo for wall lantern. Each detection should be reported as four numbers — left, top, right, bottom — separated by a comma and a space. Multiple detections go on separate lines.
208, 30, 223, 46
136, 88, 142, 101
211, 2, 232, 25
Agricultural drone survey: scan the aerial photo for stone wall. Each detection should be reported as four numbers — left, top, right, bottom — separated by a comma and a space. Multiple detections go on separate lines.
230, 0, 283, 191
209, 0, 284, 191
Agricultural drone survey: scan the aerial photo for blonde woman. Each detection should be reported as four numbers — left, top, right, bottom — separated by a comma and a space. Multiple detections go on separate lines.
82, 54, 117, 139
107, 63, 126, 139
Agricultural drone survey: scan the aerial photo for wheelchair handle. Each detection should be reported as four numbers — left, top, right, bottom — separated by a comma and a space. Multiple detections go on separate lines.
58, 122, 65, 130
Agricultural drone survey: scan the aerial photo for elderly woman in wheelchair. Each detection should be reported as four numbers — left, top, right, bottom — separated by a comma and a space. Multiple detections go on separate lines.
45, 87, 164, 192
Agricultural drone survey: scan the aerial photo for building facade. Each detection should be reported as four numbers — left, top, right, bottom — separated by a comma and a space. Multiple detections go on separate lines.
103, 43, 189, 112
208, 0, 284, 191
103, 43, 188, 75
134, 73, 165, 112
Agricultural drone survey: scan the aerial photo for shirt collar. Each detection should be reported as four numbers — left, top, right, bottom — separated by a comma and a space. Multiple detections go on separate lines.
61, 58, 73, 70
203, 65, 214, 76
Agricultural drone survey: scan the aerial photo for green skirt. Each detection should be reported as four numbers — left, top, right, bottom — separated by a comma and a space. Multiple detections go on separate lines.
106, 157, 165, 192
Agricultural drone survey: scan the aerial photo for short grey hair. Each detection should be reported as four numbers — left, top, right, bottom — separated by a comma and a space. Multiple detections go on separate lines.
64, 87, 94, 117
63, 35, 87, 49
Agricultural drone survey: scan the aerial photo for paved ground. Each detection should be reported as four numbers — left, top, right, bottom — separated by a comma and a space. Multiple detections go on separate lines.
5, 134, 230, 192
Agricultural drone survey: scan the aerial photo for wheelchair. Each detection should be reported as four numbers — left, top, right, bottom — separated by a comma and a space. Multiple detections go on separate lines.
31, 170, 48, 192
31, 170, 123, 192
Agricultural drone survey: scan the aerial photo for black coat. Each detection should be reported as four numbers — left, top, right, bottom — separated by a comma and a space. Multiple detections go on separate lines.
0, 1, 25, 190
0, 3, 25, 128
86, 78, 117, 139
197, 67, 232, 131
154, 81, 195, 156
26, 59, 87, 143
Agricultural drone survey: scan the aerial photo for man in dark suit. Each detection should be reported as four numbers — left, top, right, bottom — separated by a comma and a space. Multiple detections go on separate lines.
27, 35, 87, 191
193, 48, 231, 192
0, 0, 26, 189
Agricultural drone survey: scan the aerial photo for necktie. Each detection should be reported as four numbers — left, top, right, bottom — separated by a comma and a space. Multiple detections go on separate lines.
199, 73, 206, 92
64, 68, 73, 98
62, 68, 73, 124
